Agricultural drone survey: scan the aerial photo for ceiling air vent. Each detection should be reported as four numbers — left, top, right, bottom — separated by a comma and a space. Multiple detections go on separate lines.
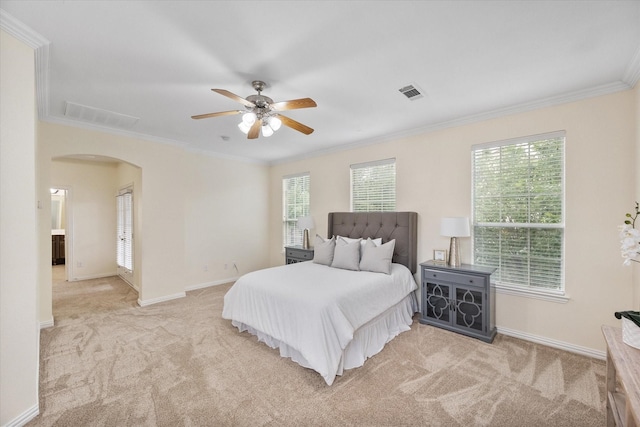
398, 84, 424, 101
64, 101, 139, 129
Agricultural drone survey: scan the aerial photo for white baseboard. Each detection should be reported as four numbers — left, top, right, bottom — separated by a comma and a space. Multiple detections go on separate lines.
39, 317, 54, 329
4, 403, 39, 427
497, 326, 606, 360
185, 277, 238, 292
69, 272, 117, 281
137, 292, 186, 307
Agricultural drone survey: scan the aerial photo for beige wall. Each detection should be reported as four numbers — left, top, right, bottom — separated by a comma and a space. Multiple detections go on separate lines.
183, 154, 270, 288
269, 89, 637, 354
38, 121, 270, 306
0, 30, 39, 425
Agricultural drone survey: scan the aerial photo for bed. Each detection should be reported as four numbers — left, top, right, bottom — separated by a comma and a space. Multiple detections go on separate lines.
222, 212, 418, 385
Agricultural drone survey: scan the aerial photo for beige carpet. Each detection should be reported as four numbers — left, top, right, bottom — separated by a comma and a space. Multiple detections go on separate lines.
28, 266, 606, 426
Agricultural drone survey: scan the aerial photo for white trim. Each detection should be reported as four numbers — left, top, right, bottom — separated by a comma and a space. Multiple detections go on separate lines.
350, 158, 396, 169
471, 130, 566, 151
39, 317, 54, 329
3, 403, 39, 427
42, 115, 267, 165
282, 171, 311, 180
623, 44, 640, 87
0, 10, 49, 48
185, 277, 239, 292
494, 284, 569, 303
34, 42, 49, 119
137, 292, 186, 307
119, 274, 138, 292
0, 10, 50, 119
497, 326, 605, 360
69, 272, 117, 282
271, 81, 630, 166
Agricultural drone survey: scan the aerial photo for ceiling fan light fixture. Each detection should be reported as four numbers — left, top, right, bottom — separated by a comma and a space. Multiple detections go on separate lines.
238, 121, 251, 134
193, 80, 316, 139
242, 112, 256, 126
268, 116, 282, 131
261, 123, 274, 137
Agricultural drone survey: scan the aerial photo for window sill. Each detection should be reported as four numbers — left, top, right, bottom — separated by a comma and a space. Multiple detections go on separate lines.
493, 283, 569, 304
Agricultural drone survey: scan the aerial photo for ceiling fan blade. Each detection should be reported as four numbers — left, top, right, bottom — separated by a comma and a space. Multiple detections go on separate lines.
279, 115, 314, 135
191, 110, 243, 120
212, 89, 255, 108
271, 98, 317, 111
247, 119, 262, 139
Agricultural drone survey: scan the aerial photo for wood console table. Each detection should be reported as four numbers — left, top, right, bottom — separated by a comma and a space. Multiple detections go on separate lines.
602, 325, 640, 427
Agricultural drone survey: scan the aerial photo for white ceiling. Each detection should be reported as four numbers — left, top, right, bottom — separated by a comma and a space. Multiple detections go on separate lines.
2, 1, 639, 164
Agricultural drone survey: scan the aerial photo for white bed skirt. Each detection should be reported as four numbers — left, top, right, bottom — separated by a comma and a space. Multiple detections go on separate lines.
231, 291, 418, 382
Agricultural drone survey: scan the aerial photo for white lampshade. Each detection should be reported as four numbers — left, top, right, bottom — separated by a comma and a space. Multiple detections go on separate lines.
268, 116, 282, 131
237, 122, 250, 134
440, 217, 470, 237
242, 112, 256, 126
297, 216, 315, 230
261, 124, 274, 137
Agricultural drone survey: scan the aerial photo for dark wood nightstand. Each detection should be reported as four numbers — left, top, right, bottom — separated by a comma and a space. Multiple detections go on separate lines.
285, 246, 314, 264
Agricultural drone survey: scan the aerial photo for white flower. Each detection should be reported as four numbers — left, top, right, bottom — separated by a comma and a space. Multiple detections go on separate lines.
620, 222, 640, 265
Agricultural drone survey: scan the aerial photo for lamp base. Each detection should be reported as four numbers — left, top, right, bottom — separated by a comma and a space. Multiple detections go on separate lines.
303, 229, 310, 249
448, 237, 461, 267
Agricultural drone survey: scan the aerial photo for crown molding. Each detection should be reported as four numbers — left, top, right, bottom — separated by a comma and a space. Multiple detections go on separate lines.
0, 9, 50, 118
623, 43, 640, 87
0, 9, 48, 48
3, 8, 636, 167
271, 80, 632, 165
42, 115, 267, 165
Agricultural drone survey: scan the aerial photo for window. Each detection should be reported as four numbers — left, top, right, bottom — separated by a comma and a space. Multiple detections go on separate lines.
116, 188, 133, 272
472, 132, 564, 293
351, 159, 396, 212
283, 173, 310, 247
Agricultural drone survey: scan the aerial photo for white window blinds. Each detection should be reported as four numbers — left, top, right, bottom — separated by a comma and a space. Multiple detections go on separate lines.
351, 158, 396, 212
472, 132, 564, 291
282, 173, 310, 247
116, 190, 133, 272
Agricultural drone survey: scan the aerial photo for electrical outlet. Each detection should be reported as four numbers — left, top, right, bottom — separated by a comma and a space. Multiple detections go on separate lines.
224, 263, 228, 270
77, 261, 83, 268
203, 265, 208, 272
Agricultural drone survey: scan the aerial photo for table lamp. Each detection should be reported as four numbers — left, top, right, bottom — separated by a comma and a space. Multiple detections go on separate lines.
440, 217, 470, 267
298, 216, 315, 249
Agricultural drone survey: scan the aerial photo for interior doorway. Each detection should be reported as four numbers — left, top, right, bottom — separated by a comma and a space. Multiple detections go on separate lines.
50, 185, 73, 282
50, 188, 67, 266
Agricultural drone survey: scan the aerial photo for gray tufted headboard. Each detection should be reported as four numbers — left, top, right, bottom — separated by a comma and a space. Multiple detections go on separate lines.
327, 212, 418, 274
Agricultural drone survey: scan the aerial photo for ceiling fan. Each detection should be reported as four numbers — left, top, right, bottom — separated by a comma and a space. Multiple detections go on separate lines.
192, 80, 317, 139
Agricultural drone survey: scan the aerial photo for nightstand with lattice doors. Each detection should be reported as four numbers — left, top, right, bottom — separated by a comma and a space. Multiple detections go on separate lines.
419, 261, 496, 343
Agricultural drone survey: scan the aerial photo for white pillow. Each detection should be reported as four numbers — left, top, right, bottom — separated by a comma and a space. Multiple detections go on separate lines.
331, 237, 361, 271
313, 235, 335, 266
337, 236, 382, 259
360, 239, 396, 274
338, 236, 382, 248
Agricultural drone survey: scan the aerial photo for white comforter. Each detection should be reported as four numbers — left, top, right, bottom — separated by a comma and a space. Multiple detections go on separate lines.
222, 261, 417, 385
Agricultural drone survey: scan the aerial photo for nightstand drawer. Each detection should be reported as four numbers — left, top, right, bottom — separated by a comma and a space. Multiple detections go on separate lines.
423, 269, 486, 288
286, 248, 313, 261
285, 246, 315, 264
